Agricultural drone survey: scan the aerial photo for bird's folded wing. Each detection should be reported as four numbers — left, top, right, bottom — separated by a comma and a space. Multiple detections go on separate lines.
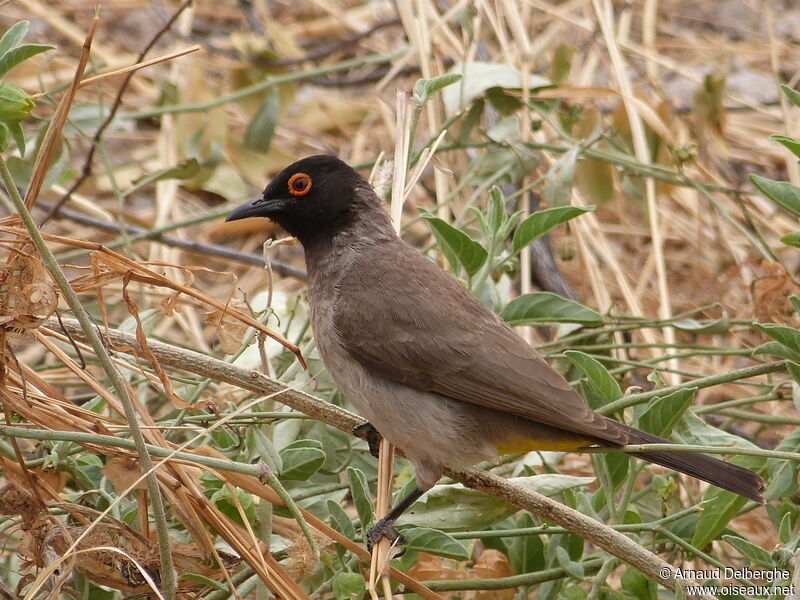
333, 240, 625, 445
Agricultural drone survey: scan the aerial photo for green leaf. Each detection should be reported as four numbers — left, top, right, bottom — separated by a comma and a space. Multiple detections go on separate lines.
346, 467, 374, 534
781, 84, 800, 108
778, 511, 792, 544
249, 427, 282, 472
786, 361, 800, 384
765, 429, 800, 500
7, 121, 23, 156
487, 186, 506, 236
790, 296, 800, 315
673, 411, 759, 451
244, 89, 279, 152
554, 546, 584, 578
691, 472, 750, 548
780, 231, 800, 248
542, 146, 580, 207
0, 122, 10, 152
501, 292, 604, 326
637, 388, 696, 437
332, 572, 365, 600
722, 535, 773, 567
752, 341, 800, 363
210, 486, 255, 527
671, 316, 730, 335
210, 427, 236, 449
486, 115, 520, 144
510, 513, 545, 573
750, 174, 800, 217
0, 43, 54, 78
771, 134, 800, 160
412, 73, 462, 106
126, 158, 200, 195
621, 567, 656, 600
564, 350, 622, 402
754, 322, 800, 354
401, 527, 469, 560
279, 440, 326, 481
0, 21, 29, 60
441, 61, 551, 115
397, 474, 593, 530
511, 205, 595, 254
459, 98, 484, 142
179, 573, 228, 591
327, 500, 356, 540
421, 213, 488, 277
0, 81, 34, 123
673, 413, 765, 547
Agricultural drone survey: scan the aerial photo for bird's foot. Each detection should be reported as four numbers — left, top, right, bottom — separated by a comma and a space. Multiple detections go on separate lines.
366, 516, 405, 554
352, 421, 382, 458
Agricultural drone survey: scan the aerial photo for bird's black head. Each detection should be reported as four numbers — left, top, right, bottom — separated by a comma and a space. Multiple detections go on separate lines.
226, 155, 371, 246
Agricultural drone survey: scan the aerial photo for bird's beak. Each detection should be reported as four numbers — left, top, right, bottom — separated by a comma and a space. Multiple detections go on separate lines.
226, 195, 285, 222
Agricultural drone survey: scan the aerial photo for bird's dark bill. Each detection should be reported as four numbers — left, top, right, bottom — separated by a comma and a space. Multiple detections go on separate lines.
226, 196, 284, 222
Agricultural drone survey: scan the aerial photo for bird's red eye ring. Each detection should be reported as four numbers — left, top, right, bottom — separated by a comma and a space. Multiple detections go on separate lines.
288, 173, 312, 196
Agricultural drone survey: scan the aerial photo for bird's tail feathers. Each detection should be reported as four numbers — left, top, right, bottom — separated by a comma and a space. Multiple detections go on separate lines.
615, 422, 766, 504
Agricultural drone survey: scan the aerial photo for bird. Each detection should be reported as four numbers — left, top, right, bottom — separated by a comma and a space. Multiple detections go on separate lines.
226, 154, 766, 548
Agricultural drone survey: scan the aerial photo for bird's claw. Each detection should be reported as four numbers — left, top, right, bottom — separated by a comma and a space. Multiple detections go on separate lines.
366, 517, 406, 555
352, 421, 382, 458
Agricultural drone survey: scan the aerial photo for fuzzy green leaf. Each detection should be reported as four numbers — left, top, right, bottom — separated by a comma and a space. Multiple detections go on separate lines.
511, 205, 595, 254
180, 573, 229, 591
722, 535, 773, 567
244, 89, 279, 152
671, 316, 730, 334
750, 174, 800, 217
7, 121, 23, 156
332, 572, 365, 600
422, 213, 488, 277
637, 388, 696, 437
501, 292, 604, 326
327, 500, 356, 540
780, 84, 800, 108
347, 467, 374, 535
0, 43, 54, 78
780, 231, 800, 248
564, 350, 622, 402
0, 21, 29, 59
510, 513, 545, 573
752, 341, 800, 363
765, 429, 800, 500
413, 73, 462, 106
401, 527, 469, 560
0, 81, 33, 123
754, 322, 800, 354
397, 474, 593, 530
771, 134, 800, 160
279, 440, 326, 480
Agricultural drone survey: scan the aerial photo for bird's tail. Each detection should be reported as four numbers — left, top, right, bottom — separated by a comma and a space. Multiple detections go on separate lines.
614, 422, 766, 504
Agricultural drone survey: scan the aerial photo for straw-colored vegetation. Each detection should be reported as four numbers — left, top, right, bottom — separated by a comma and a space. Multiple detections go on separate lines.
1, 1, 799, 599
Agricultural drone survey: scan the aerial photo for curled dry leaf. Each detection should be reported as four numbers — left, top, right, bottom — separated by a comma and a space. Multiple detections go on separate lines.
0, 244, 58, 341
100, 457, 148, 492
205, 298, 254, 355
2, 482, 239, 594
407, 549, 516, 600
753, 260, 798, 325
473, 549, 515, 600
407, 552, 469, 600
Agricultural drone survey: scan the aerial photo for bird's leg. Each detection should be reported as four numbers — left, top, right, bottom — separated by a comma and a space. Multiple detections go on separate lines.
366, 486, 424, 552
352, 421, 382, 458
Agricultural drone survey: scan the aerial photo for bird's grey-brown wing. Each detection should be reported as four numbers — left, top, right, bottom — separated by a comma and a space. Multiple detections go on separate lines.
333, 239, 626, 445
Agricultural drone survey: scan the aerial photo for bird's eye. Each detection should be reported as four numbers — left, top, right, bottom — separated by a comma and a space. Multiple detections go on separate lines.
288, 173, 312, 196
